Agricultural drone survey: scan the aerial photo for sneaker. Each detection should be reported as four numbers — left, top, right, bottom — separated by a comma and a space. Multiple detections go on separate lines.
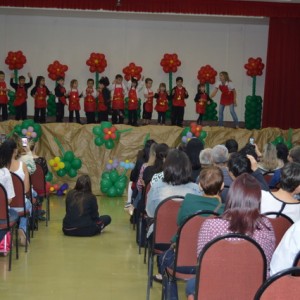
152, 274, 163, 284
18, 229, 29, 247
124, 202, 132, 208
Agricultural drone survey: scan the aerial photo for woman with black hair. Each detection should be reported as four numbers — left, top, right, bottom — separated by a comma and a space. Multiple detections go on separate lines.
63, 175, 111, 237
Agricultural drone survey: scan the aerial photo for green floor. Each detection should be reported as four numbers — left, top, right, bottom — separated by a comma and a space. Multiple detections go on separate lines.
0, 195, 186, 300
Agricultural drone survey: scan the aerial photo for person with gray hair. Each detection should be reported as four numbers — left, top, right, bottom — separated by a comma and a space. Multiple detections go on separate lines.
199, 148, 213, 168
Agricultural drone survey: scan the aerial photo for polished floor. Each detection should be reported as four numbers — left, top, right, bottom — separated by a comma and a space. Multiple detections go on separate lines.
0, 195, 186, 300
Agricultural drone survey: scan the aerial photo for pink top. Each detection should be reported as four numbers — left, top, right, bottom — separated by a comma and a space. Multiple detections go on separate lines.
197, 218, 275, 276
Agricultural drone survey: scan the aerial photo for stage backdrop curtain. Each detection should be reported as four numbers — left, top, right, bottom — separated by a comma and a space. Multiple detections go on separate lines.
262, 18, 300, 129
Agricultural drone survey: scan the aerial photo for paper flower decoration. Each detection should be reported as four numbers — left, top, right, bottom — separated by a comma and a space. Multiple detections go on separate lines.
122, 62, 143, 81
47, 60, 69, 81
5, 51, 27, 70
49, 157, 65, 172
160, 53, 181, 73
244, 57, 265, 77
197, 65, 217, 84
86, 53, 107, 73
13, 119, 42, 142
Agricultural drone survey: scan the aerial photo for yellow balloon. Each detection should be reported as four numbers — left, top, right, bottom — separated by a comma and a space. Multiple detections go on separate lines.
59, 162, 65, 169
49, 159, 54, 166
54, 156, 60, 163
54, 166, 60, 171
109, 159, 113, 164
50, 187, 55, 192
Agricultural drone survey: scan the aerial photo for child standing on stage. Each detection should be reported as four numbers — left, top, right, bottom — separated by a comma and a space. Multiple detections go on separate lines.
171, 76, 189, 127
142, 78, 154, 125
83, 78, 97, 124
54, 76, 67, 122
97, 76, 111, 123
0, 71, 9, 121
30, 76, 51, 123
127, 77, 143, 126
194, 83, 211, 125
10, 72, 33, 120
109, 74, 127, 124
154, 83, 169, 125
210, 71, 239, 128
67, 79, 82, 124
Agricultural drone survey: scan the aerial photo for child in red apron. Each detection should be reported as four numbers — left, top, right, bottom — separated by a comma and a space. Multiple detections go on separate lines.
109, 74, 127, 124
54, 76, 67, 122
0, 71, 9, 121
142, 78, 154, 125
67, 79, 82, 124
154, 83, 169, 125
83, 78, 97, 124
194, 83, 211, 125
30, 76, 51, 123
10, 72, 33, 120
171, 76, 189, 127
97, 76, 111, 123
210, 71, 239, 128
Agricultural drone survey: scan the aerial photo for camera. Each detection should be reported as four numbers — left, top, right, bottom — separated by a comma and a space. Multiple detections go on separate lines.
21, 137, 28, 147
249, 138, 254, 145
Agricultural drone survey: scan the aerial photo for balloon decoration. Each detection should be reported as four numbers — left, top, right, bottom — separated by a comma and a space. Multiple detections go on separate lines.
122, 62, 143, 81
47, 94, 56, 116
12, 119, 42, 142
181, 122, 207, 145
5, 50, 27, 116
160, 53, 181, 120
47, 60, 69, 81
86, 52, 107, 89
271, 129, 293, 150
45, 171, 53, 182
49, 156, 65, 172
100, 158, 135, 197
244, 57, 265, 130
46, 182, 69, 196
197, 65, 218, 121
93, 121, 132, 150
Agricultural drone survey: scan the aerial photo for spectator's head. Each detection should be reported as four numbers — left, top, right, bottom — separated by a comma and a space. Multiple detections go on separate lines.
142, 139, 156, 162
239, 143, 258, 161
288, 146, 300, 163
260, 143, 279, 171
223, 173, 264, 235
225, 139, 238, 154
74, 174, 92, 193
153, 143, 169, 171
280, 162, 300, 194
199, 166, 224, 196
163, 149, 192, 185
227, 153, 251, 179
212, 145, 229, 166
276, 143, 289, 164
0, 138, 16, 168
185, 138, 204, 170
199, 148, 213, 168
147, 143, 158, 166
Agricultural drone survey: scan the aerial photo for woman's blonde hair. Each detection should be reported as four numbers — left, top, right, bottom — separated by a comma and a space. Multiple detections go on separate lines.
260, 143, 279, 171
147, 143, 157, 166
220, 71, 231, 82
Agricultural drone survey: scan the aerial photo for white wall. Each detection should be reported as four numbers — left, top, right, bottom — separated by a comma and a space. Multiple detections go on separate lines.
0, 11, 268, 122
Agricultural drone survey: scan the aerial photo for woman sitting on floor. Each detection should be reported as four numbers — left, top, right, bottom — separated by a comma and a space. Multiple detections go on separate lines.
62, 175, 111, 237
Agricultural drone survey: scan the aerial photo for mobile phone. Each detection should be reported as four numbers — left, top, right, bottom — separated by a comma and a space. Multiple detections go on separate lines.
249, 138, 254, 145
22, 137, 28, 147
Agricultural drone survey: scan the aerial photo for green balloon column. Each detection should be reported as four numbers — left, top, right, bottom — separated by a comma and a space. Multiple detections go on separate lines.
160, 53, 181, 120
197, 65, 218, 121
244, 57, 265, 129
47, 94, 56, 116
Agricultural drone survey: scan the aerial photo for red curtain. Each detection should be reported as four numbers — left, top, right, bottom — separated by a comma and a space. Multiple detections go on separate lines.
262, 18, 300, 129
1, 0, 300, 17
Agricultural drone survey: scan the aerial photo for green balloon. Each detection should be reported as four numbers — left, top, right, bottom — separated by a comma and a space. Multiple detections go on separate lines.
116, 188, 125, 196
115, 180, 126, 190
101, 121, 112, 129
45, 172, 53, 182
109, 170, 119, 183
71, 158, 82, 170
101, 171, 111, 180
200, 131, 207, 139
101, 185, 109, 193
14, 124, 22, 135
63, 161, 72, 171
181, 127, 190, 137
101, 178, 113, 189
274, 136, 284, 144
64, 151, 75, 162
107, 186, 117, 197
57, 168, 67, 177
285, 141, 293, 150
95, 137, 104, 146
93, 126, 102, 136
105, 139, 114, 149
68, 168, 77, 178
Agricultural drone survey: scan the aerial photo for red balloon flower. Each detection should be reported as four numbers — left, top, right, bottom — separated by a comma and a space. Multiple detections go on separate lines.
244, 57, 265, 77
122, 62, 143, 81
47, 60, 68, 81
197, 65, 217, 84
190, 122, 202, 138
160, 53, 181, 73
103, 126, 117, 141
86, 53, 107, 73
5, 51, 27, 70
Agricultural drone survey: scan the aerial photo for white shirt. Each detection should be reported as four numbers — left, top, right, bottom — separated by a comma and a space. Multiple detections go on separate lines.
0, 167, 15, 200
260, 190, 300, 223
108, 83, 127, 96
270, 220, 300, 275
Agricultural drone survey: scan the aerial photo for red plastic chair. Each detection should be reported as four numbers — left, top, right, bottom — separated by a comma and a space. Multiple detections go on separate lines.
146, 195, 184, 300
255, 267, 300, 300
195, 233, 267, 300
30, 161, 50, 226
0, 183, 19, 271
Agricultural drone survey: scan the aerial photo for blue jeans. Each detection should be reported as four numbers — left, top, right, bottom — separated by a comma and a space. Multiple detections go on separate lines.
11, 199, 32, 233
186, 278, 196, 297
218, 104, 239, 127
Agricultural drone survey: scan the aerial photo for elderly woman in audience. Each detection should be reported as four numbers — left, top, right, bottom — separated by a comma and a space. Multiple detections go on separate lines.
258, 143, 284, 174
186, 173, 276, 300
260, 162, 300, 223
199, 148, 213, 169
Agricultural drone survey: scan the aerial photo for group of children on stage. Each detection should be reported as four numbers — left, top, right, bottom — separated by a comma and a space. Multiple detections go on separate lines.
0, 70, 239, 128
